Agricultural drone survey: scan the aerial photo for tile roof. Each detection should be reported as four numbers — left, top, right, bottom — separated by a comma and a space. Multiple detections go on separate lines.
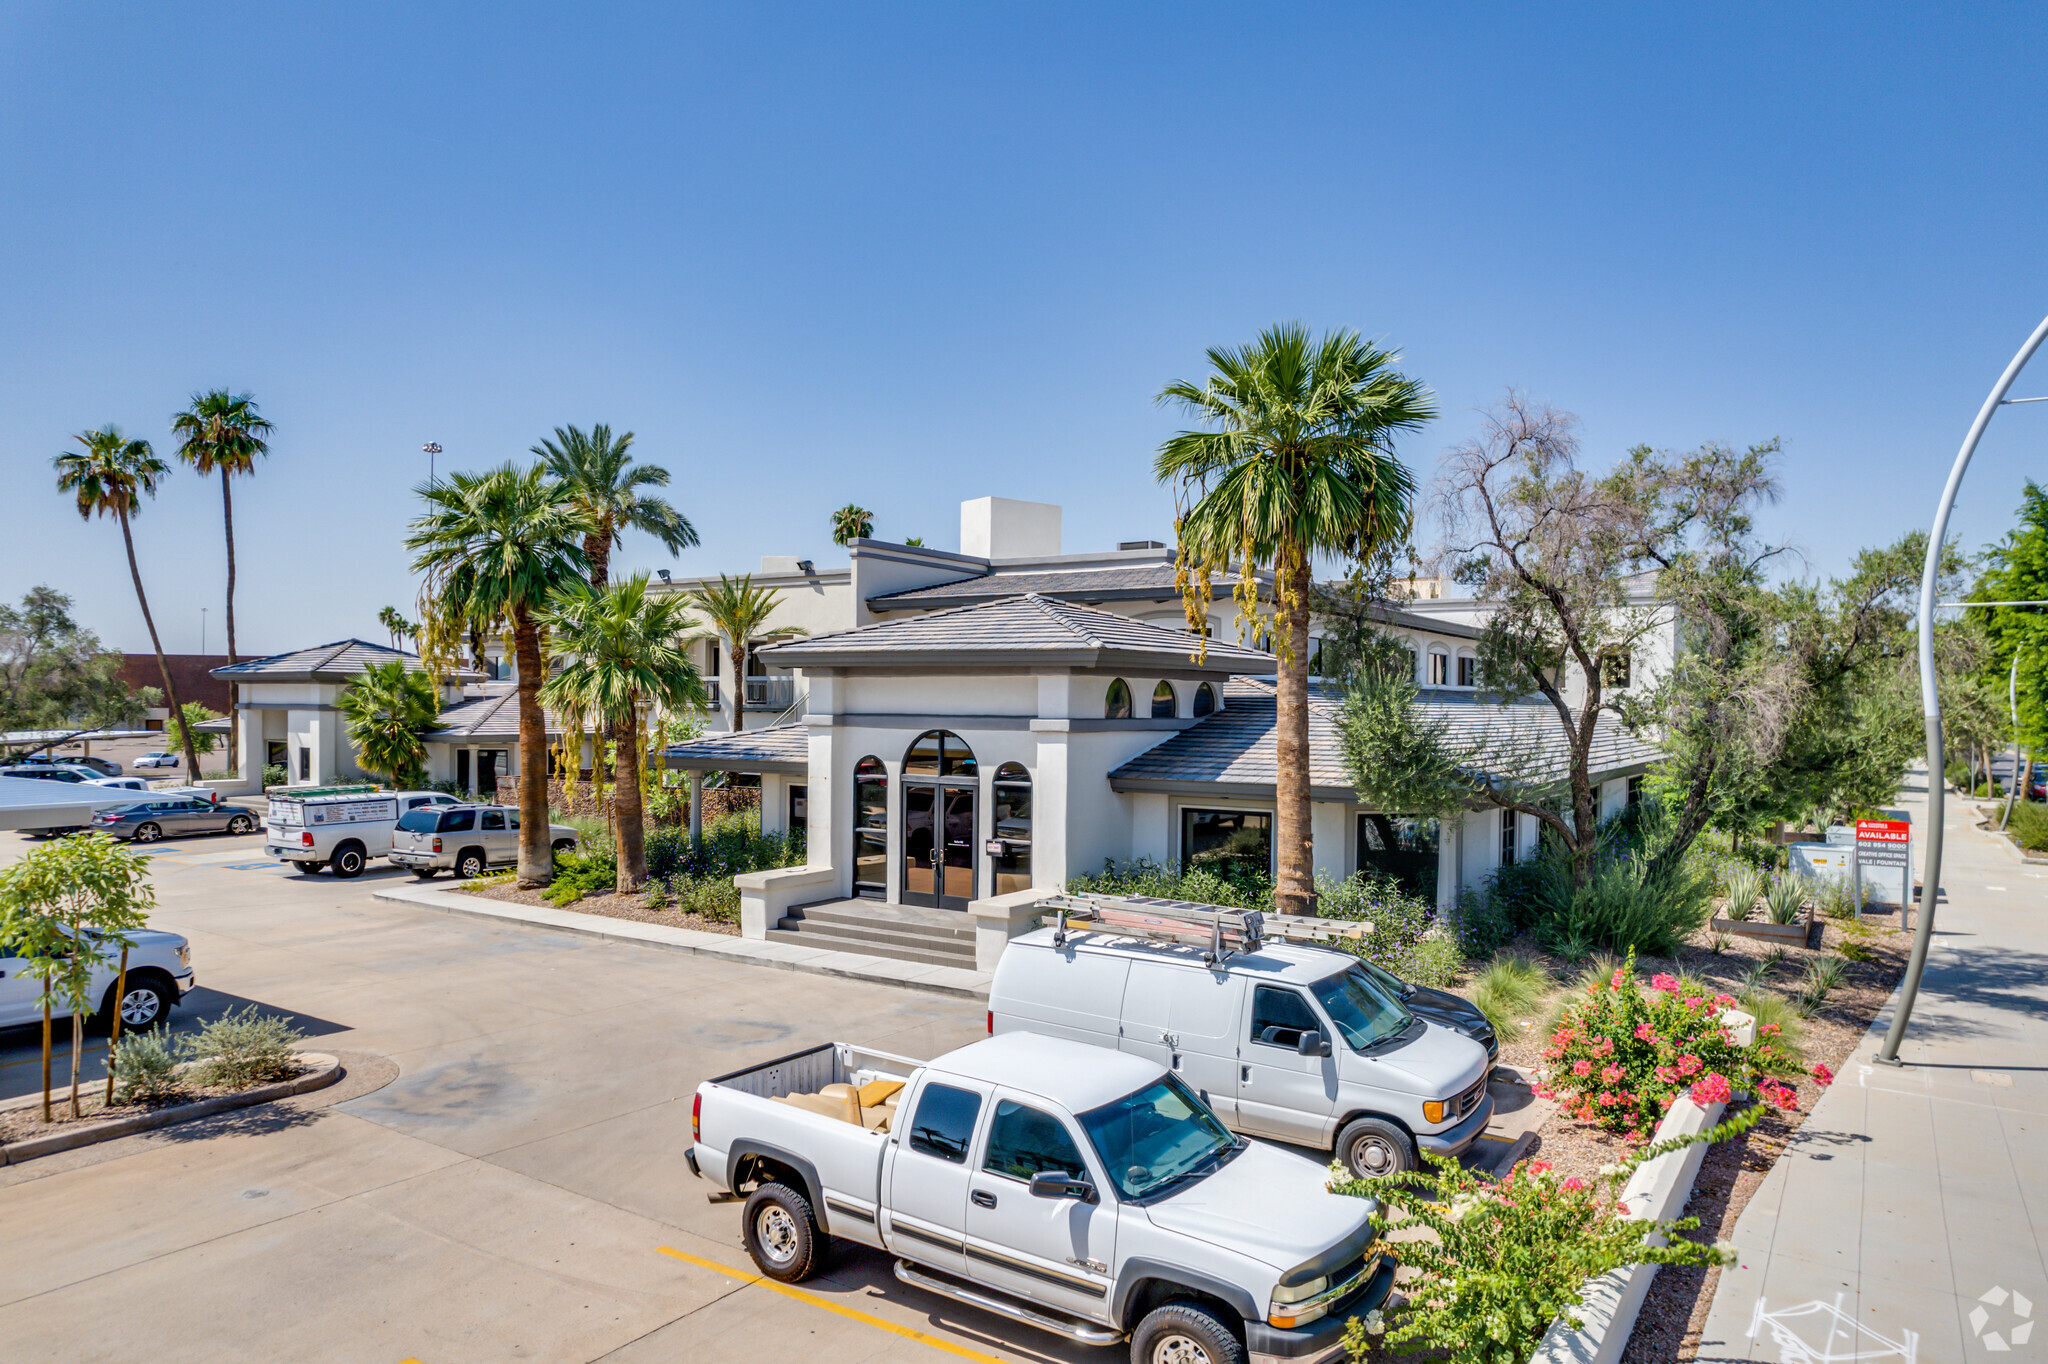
422, 684, 562, 742
1109, 678, 1662, 800
867, 562, 1249, 611
660, 724, 810, 773
764, 593, 1275, 673
212, 639, 482, 683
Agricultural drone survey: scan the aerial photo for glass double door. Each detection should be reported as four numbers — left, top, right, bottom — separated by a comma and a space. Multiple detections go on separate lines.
903, 782, 975, 909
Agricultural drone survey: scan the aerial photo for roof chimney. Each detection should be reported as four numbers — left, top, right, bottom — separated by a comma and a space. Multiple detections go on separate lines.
960, 497, 1061, 560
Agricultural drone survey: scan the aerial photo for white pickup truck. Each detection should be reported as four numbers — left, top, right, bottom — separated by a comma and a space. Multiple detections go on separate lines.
689, 1032, 1393, 1364
265, 789, 459, 878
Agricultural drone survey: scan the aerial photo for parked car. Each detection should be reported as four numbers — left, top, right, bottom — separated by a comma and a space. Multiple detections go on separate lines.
265, 789, 461, 878
388, 803, 579, 878
89, 797, 259, 843
86, 776, 151, 793
1, 763, 113, 784
1346, 956, 1498, 1064
47, 754, 123, 777
0, 925, 194, 1032
989, 921, 1493, 1180
691, 1031, 1394, 1364
133, 752, 179, 769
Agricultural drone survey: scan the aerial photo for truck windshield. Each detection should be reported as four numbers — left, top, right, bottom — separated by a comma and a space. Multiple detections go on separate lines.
1077, 1073, 1240, 1203
1309, 965, 1414, 1051
395, 809, 440, 833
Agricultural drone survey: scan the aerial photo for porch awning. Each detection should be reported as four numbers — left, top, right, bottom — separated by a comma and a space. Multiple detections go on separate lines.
661, 725, 810, 776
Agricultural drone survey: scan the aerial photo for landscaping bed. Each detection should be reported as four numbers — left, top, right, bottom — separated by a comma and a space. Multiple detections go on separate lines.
459, 878, 741, 936
0, 1051, 340, 1161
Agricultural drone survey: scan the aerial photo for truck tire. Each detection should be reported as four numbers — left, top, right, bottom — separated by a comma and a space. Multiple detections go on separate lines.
330, 843, 367, 879
1336, 1115, 1416, 1180
741, 1183, 822, 1283
454, 848, 487, 879
100, 974, 174, 1033
296, 861, 327, 875
551, 839, 575, 857
1131, 1301, 1245, 1364
411, 867, 439, 880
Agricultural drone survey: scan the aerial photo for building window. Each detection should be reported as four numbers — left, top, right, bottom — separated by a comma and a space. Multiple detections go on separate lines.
853, 756, 888, 898
1193, 683, 1218, 717
1151, 681, 1176, 719
1500, 808, 1517, 867
1627, 775, 1644, 808
1105, 678, 1133, 720
992, 762, 1032, 895
1428, 650, 1450, 686
1181, 808, 1273, 880
904, 729, 976, 778
1408, 647, 1421, 682
1457, 654, 1477, 688
1308, 637, 1325, 675
1358, 814, 1439, 902
1601, 650, 1632, 689
298, 746, 311, 782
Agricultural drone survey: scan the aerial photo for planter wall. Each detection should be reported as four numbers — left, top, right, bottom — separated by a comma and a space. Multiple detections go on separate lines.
1710, 909, 1813, 946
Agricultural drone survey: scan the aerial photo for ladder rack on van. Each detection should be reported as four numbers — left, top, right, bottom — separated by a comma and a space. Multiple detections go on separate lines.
1039, 893, 1369, 965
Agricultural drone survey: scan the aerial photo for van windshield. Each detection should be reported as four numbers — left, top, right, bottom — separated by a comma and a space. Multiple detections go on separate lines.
395, 809, 441, 833
1077, 1073, 1241, 1203
1309, 965, 1414, 1051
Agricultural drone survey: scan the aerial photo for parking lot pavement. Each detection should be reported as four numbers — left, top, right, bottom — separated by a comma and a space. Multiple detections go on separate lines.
1, 830, 1101, 1364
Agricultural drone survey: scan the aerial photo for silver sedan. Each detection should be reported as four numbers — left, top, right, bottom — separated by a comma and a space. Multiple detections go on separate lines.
90, 796, 259, 843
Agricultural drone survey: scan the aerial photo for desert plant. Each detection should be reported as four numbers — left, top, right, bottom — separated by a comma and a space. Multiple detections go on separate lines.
184, 1006, 307, 1089
1763, 877, 1808, 926
1734, 990, 1805, 1067
1837, 939, 1875, 963
1721, 866, 1763, 922
542, 849, 619, 905
1536, 855, 1714, 958
1796, 956, 1849, 1014
641, 878, 671, 910
1709, 932, 1731, 954
111, 1030, 183, 1103
1469, 955, 1550, 1038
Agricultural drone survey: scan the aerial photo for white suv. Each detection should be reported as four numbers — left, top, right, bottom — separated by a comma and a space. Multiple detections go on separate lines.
388, 804, 580, 879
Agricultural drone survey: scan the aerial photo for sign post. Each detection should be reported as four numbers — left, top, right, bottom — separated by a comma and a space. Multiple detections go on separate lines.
1855, 817, 1912, 927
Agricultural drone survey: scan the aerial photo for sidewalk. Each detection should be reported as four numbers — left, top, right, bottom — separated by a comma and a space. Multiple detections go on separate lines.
370, 882, 995, 1000
1699, 771, 2048, 1362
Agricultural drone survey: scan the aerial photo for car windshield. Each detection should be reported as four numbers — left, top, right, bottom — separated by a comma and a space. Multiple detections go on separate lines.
1350, 956, 1413, 999
1309, 965, 1415, 1051
1077, 1073, 1240, 1203
395, 809, 440, 833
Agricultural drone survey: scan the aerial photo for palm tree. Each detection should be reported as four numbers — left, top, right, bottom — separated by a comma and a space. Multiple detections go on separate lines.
54, 428, 203, 779
541, 574, 707, 888
688, 575, 806, 732
1157, 324, 1433, 915
377, 605, 416, 650
172, 390, 272, 769
407, 463, 589, 884
533, 424, 698, 587
338, 658, 441, 786
830, 504, 874, 546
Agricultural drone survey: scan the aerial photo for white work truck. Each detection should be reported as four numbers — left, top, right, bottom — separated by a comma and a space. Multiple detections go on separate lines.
689, 1031, 1394, 1364
265, 788, 459, 878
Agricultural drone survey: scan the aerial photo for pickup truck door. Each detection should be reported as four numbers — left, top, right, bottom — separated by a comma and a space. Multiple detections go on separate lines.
1236, 984, 1340, 1145
963, 1091, 1117, 1319
1119, 963, 1245, 1123
0, 946, 44, 1027
881, 1076, 991, 1277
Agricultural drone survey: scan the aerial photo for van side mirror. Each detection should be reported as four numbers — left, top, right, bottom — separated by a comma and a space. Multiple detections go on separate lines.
1029, 1171, 1096, 1202
1296, 1029, 1332, 1058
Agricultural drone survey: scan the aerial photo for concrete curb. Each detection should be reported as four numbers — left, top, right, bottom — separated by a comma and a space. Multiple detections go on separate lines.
0, 1052, 342, 1166
371, 884, 994, 1000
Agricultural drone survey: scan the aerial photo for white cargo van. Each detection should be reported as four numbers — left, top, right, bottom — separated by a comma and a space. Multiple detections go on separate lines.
266, 788, 460, 878
989, 898, 1492, 1181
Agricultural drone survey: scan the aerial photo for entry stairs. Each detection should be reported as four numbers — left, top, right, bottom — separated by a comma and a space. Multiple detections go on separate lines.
768, 900, 978, 969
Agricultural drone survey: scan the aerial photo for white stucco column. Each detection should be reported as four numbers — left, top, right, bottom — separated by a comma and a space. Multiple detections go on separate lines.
1311, 802, 1348, 887
1034, 731, 1072, 887
688, 769, 704, 849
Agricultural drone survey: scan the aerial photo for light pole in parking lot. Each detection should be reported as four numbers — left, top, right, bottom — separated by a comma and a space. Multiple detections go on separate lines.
423, 441, 442, 486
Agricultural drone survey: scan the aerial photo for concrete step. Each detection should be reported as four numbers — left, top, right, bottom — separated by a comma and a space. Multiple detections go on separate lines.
775, 916, 977, 960
784, 901, 977, 941
765, 927, 974, 970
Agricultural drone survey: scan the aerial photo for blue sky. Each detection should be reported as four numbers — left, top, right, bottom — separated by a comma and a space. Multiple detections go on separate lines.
5, 3, 2047, 656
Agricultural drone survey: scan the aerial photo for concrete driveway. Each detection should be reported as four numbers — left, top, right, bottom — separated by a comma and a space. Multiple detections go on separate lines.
0, 831, 1100, 1364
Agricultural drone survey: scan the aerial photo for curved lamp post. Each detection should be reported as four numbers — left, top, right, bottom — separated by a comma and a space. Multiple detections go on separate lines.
1878, 311, 2048, 1065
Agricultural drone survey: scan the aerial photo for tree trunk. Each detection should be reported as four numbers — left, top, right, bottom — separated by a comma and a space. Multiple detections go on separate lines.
120, 506, 201, 778
40, 994, 52, 1123
104, 945, 129, 1107
731, 642, 748, 732
512, 605, 552, 885
222, 468, 240, 774
1273, 539, 1314, 916
68, 1008, 83, 1119
615, 706, 647, 889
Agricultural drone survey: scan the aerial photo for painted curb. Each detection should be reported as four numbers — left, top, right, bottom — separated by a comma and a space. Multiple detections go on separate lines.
0, 1052, 342, 1166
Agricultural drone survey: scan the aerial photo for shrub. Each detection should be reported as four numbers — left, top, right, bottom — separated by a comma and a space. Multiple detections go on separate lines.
1796, 956, 1849, 1015
641, 878, 672, 909
1316, 873, 1463, 988
111, 1030, 184, 1103
1763, 877, 1807, 926
1734, 989, 1805, 1068
1535, 855, 1713, 958
644, 810, 805, 883
1721, 867, 1762, 922
1068, 857, 1268, 911
673, 872, 741, 922
1837, 938, 1874, 963
2008, 800, 2048, 853
1469, 955, 1550, 1038
184, 1006, 307, 1089
261, 763, 288, 788
1537, 950, 1799, 1137
543, 850, 617, 905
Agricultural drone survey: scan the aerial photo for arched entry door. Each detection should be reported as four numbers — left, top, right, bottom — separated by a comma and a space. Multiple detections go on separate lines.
902, 729, 976, 909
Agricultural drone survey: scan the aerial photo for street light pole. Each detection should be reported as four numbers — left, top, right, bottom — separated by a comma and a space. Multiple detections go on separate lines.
1878, 310, 2048, 1066
423, 441, 442, 486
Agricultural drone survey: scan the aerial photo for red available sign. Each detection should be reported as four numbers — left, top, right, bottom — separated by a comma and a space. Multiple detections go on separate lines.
1856, 819, 1910, 845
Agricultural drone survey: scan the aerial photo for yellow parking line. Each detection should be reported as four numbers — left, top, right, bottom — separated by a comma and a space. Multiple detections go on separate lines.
655, 1245, 1009, 1364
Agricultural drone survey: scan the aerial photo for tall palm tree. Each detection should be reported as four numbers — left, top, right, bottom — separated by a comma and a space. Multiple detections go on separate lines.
377, 605, 416, 650
54, 428, 203, 779
338, 658, 440, 786
1157, 324, 1433, 915
407, 463, 589, 884
830, 504, 874, 546
171, 390, 272, 769
688, 574, 806, 731
533, 424, 697, 587
541, 574, 707, 888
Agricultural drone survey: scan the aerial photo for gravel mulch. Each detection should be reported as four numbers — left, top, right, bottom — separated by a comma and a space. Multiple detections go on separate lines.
0, 1067, 310, 1145
460, 880, 742, 937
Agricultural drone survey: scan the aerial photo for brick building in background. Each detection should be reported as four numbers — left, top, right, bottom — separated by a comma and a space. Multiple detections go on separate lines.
118, 654, 234, 729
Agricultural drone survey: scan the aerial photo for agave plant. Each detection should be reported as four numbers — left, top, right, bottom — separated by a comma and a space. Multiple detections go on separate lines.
1764, 877, 1808, 926
1722, 867, 1763, 922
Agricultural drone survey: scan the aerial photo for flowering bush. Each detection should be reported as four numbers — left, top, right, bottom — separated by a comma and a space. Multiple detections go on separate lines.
1334, 1106, 1763, 1364
1536, 950, 1797, 1137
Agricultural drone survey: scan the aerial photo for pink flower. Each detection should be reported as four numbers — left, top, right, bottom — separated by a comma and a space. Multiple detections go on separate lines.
1634, 1023, 1656, 1041
1650, 973, 1680, 993
1812, 1064, 1834, 1087
1602, 1064, 1626, 1084
1611, 969, 1627, 988
1562, 1177, 1585, 1192
1656, 1065, 1679, 1083
1598, 1091, 1620, 1106
1685, 996, 1704, 1009
1528, 1160, 1552, 1174
1689, 1073, 1733, 1106
1715, 993, 1737, 1008
1573, 1060, 1593, 1077
1677, 1054, 1702, 1077
1762, 1082, 1798, 1111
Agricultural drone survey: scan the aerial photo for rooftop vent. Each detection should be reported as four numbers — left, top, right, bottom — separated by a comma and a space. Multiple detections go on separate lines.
1118, 540, 1166, 551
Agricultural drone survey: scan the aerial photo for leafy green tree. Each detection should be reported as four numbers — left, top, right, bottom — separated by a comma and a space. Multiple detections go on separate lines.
541, 574, 708, 888
161, 703, 222, 759
337, 658, 441, 786
54, 427, 202, 778
1970, 480, 2048, 774
1157, 323, 1432, 914
830, 504, 874, 546
407, 462, 590, 884
172, 390, 273, 767
533, 424, 697, 588
0, 586, 146, 739
687, 574, 806, 731
0, 833, 156, 1121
